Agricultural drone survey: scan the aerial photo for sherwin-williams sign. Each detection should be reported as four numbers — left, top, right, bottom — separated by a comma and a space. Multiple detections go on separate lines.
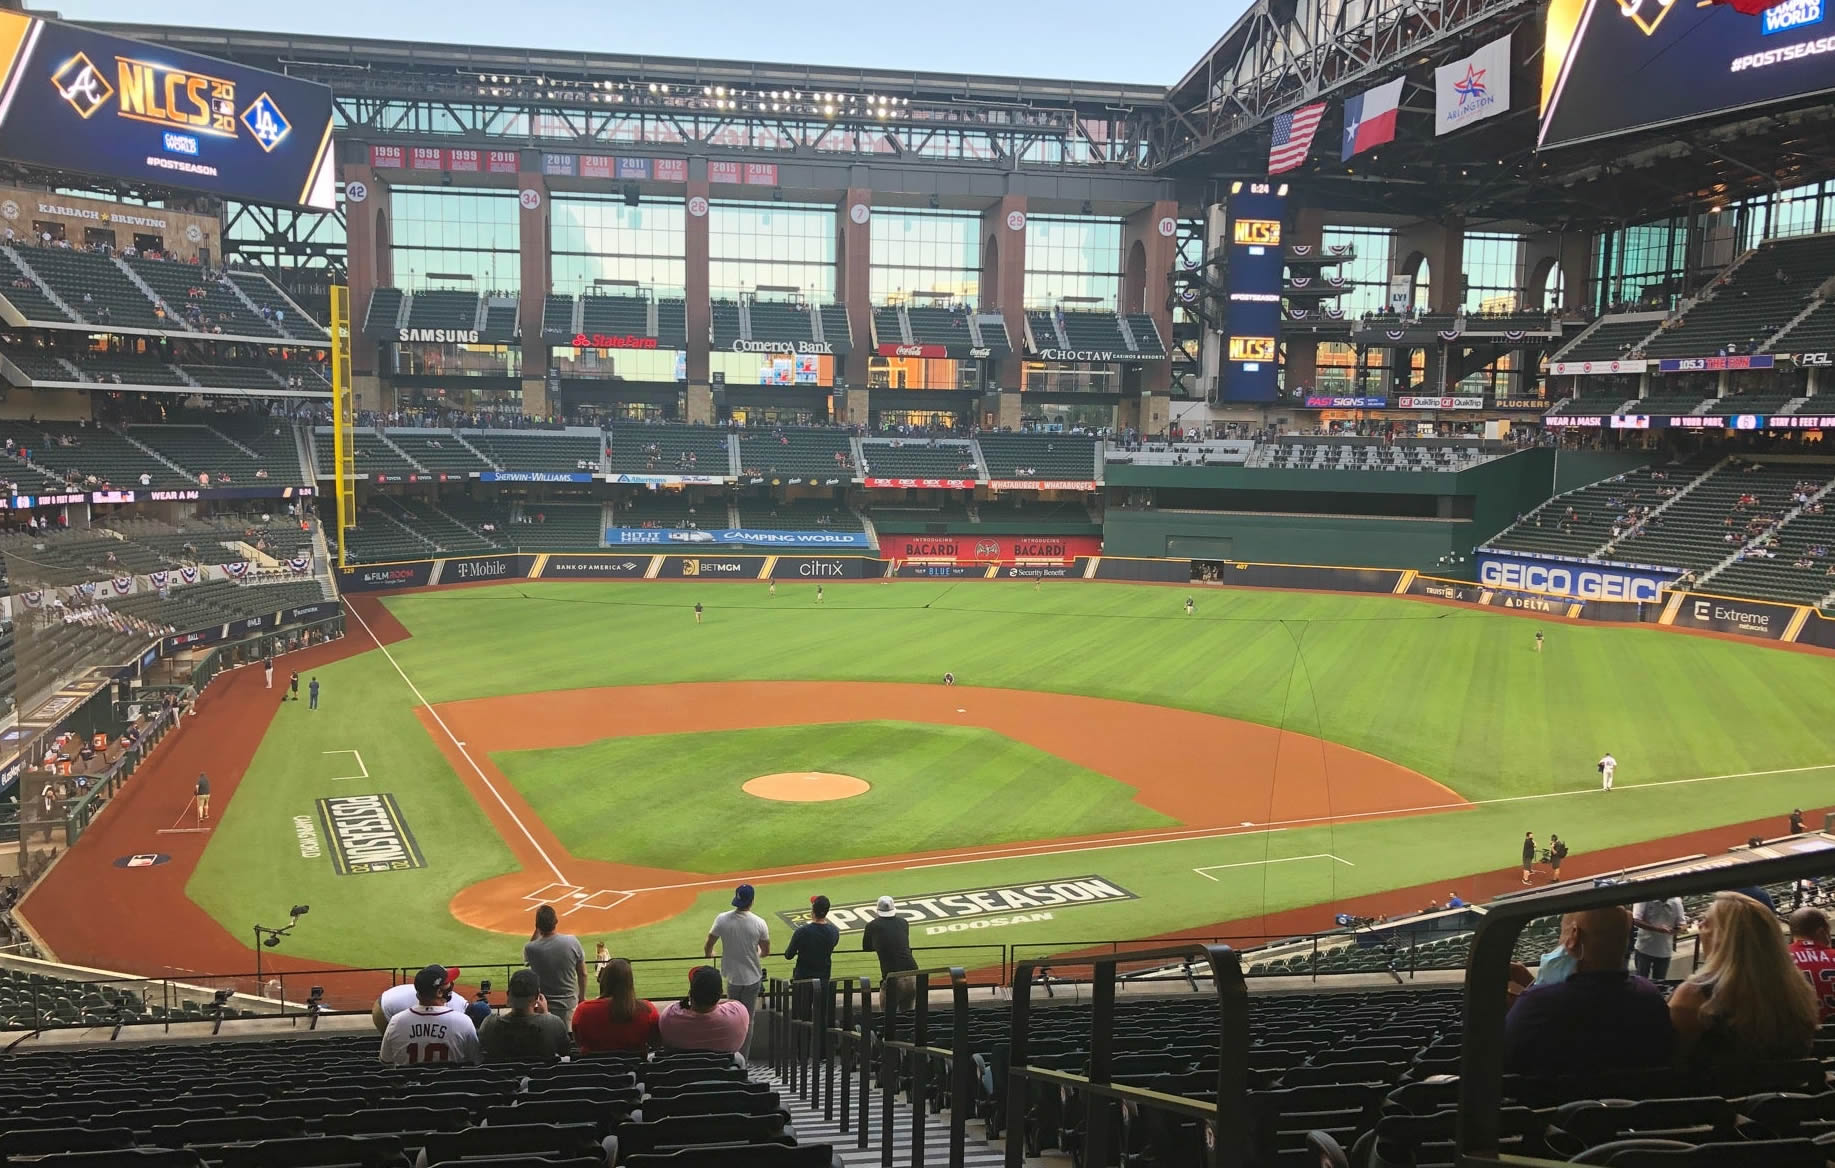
775, 875, 1138, 933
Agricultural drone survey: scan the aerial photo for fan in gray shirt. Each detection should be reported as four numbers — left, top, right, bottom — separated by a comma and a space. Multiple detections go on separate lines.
523, 905, 587, 1021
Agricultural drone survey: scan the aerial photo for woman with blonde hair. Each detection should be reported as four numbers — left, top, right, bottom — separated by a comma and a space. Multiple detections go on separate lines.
570, 957, 659, 1054
1669, 891, 1819, 1068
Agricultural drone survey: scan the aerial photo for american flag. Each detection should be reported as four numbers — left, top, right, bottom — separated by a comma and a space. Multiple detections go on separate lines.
1268, 102, 1326, 174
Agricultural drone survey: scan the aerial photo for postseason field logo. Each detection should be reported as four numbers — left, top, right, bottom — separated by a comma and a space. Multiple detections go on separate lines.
315, 794, 425, 876
776, 875, 1138, 934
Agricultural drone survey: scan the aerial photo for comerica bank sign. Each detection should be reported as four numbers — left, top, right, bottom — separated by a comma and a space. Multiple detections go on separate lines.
1476, 551, 1676, 603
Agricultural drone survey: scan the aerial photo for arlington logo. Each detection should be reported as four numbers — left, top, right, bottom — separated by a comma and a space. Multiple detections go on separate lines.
1452, 64, 1489, 105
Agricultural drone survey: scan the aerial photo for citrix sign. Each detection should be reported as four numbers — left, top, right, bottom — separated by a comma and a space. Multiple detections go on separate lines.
1479, 557, 1665, 602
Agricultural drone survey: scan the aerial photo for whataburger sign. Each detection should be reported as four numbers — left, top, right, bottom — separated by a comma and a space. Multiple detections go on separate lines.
775, 874, 1138, 934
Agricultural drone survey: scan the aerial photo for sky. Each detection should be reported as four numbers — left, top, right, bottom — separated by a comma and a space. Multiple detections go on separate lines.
49, 0, 1245, 86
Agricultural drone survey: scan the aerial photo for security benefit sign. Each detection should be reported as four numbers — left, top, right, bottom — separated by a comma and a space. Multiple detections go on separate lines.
1477, 552, 1676, 603
0, 12, 337, 209
777, 875, 1139, 936
315, 794, 426, 876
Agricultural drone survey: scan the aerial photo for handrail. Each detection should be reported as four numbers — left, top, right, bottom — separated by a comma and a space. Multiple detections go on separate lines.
1006, 942, 1248, 1168
878, 965, 972, 1168
1456, 833, 1835, 1166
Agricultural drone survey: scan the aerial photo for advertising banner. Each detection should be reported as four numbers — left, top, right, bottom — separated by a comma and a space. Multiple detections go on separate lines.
334, 560, 436, 592
1397, 395, 1485, 410
1476, 551, 1676, 602
1795, 610, 1835, 650
987, 479, 1098, 492
1304, 396, 1388, 408
1666, 591, 1799, 640
0, 12, 337, 209
655, 555, 767, 579
429, 556, 531, 585
775, 874, 1137, 934
1479, 588, 1575, 615
606, 528, 873, 549
538, 555, 653, 579
885, 535, 1101, 563
478, 471, 595, 483
1406, 576, 1485, 604
1548, 359, 1649, 375
608, 473, 728, 485
894, 562, 986, 578
1220, 561, 1406, 593
768, 556, 872, 580
863, 476, 976, 489
1656, 355, 1775, 372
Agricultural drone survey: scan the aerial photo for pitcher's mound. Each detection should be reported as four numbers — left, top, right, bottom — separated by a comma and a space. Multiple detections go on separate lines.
743, 772, 870, 802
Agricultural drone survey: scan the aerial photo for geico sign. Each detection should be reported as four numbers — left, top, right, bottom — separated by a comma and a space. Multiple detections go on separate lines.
1480, 561, 1661, 602
1692, 600, 1771, 630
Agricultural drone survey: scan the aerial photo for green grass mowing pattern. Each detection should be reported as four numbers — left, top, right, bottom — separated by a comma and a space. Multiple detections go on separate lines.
182, 581, 1835, 973
490, 721, 1175, 871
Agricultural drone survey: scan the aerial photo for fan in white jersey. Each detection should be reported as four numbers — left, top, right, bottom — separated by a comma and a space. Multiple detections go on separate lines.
1598, 752, 1616, 792
373, 963, 462, 1031
379, 964, 480, 1065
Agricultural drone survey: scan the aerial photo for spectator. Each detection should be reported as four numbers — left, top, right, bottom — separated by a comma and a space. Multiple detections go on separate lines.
1670, 891, 1819, 1069
1502, 906, 1674, 1076
378, 964, 480, 1065
705, 883, 770, 1059
571, 957, 659, 1054
1631, 897, 1687, 980
371, 963, 462, 1031
862, 894, 916, 1012
523, 904, 588, 1024
1787, 907, 1835, 1023
658, 965, 749, 1055
477, 968, 572, 1062
785, 894, 841, 983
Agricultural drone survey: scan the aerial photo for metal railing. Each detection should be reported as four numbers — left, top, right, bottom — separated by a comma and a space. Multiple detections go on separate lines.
880, 965, 974, 1168
1005, 943, 1248, 1168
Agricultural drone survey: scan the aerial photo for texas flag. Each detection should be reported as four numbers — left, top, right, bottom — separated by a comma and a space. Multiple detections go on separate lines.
1341, 77, 1405, 161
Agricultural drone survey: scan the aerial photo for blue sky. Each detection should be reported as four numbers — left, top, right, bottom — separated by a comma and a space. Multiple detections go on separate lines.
52, 0, 1242, 86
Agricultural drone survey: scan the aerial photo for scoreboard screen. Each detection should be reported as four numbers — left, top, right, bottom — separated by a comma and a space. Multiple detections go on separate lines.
0, 13, 336, 210
1222, 181, 1288, 403
1540, 0, 1835, 147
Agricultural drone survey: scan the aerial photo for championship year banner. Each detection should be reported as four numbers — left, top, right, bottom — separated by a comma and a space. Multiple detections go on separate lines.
0, 13, 336, 209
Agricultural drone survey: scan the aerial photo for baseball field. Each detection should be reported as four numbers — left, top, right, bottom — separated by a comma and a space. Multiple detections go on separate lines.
27, 578, 1835, 997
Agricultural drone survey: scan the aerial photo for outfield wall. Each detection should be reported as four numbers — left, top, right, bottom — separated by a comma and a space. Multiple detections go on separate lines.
332, 552, 1835, 651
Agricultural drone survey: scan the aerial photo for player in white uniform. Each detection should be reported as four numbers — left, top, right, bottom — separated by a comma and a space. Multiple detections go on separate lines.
1598, 752, 1616, 792
379, 964, 480, 1065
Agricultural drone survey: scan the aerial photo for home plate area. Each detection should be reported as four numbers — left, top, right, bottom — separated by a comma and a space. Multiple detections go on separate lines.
521, 883, 632, 915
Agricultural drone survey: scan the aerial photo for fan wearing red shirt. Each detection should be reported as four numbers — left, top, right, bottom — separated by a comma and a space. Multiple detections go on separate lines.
1787, 907, 1835, 1023
571, 957, 659, 1054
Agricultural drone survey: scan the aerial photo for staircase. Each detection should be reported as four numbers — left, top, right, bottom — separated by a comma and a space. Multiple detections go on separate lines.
751, 1067, 1006, 1168
219, 277, 285, 338
117, 427, 194, 479
1767, 295, 1829, 352
374, 507, 440, 555
738, 298, 755, 340
1116, 313, 1139, 352
170, 364, 201, 387
451, 431, 498, 469
111, 257, 187, 329
1702, 477, 1835, 590
1596, 456, 1731, 560
1, 245, 79, 321
372, 430, 430, 474
206, 425, 262, 460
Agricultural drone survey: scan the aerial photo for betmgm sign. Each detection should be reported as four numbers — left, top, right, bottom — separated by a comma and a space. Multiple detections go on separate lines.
1477, 552, 1675, 603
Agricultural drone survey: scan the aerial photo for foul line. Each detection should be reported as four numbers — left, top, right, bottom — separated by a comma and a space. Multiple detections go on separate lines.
346, 600, 570, 886
1193, 853, 1355, 881
324, 749, 369, 781
615, 761, 1835, 894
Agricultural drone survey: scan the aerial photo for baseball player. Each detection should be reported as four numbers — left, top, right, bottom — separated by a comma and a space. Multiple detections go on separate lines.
816, 584, 824, 604
194, 772, 211, 821
1598, 752, 1616, 792
769, 580, 776, 598
1521, 831, 1536, 885
1185, 596, 1195, 615
1534, 631, 1544, 653
943, 672, 955, 686
379, 964, 480, 1065
694, 601, 703, 625
263, 655, 273, 689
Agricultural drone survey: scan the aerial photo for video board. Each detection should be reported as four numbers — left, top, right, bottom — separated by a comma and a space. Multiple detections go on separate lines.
1540, 0, 1835, 147
0, 13, 335, 210
1222, 180, 1287, 403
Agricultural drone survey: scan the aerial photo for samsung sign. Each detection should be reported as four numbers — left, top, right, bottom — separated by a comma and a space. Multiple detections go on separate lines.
1478, 553, 1674, 602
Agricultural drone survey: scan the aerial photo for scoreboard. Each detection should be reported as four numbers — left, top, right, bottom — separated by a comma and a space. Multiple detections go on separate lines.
0, 13, 336, 210
1222, 181, 1287, 403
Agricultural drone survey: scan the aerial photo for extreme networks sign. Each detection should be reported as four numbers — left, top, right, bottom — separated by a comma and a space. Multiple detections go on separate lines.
775, 875, 1138, 934
1477, 551, 1676, 602
606, 527, 872, 549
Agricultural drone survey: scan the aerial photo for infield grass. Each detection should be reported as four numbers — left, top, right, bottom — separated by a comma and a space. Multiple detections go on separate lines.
186, 580, 1835, 977
491, 721, 1175, 870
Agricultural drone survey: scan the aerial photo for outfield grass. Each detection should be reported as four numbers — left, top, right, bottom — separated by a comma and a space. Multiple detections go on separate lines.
184, 580, 1835, 977
491, 721, 1175, 870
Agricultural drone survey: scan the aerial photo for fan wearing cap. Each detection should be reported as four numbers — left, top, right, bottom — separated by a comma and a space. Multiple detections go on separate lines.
704, 882, 771, 1059
862, 895, 917, 1012
378, 963, 480, 1065
658, 965, 750, 1056
477, 968, 573, 1063
372, 963, 462, 1032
